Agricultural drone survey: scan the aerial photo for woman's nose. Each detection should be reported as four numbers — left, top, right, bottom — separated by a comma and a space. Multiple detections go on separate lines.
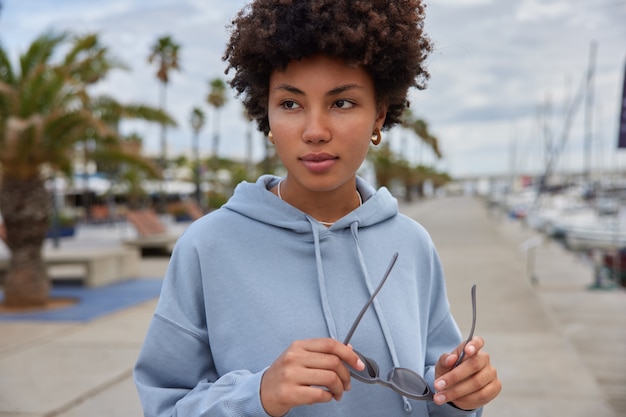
302, 111, 331, 144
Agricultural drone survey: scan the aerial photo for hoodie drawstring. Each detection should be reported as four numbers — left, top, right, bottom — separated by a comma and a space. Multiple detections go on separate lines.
309, 217, 339, 340
350, 222, 413, 413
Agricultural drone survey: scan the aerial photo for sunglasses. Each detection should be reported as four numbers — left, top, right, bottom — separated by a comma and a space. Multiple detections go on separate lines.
343, 252, 478, 401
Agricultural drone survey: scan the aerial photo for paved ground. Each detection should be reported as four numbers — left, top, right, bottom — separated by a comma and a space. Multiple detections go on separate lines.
403, 196, 625, 417
0, 195, 624, 416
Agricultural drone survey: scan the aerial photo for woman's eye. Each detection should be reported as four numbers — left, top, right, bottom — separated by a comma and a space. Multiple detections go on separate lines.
334, 100, 354, 109
281, 100, 300, 109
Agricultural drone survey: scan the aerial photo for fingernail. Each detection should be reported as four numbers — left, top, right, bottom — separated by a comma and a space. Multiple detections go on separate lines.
356, 359, 365, 370
435, 380, 446, 390
435, 394, 446, 403
468, 344, 476, 355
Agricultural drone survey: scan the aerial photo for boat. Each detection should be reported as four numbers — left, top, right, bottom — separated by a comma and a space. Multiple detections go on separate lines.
563, 216, 626, 251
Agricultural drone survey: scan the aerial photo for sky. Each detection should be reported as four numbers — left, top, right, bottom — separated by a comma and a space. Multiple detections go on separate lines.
1, 0, 625, 179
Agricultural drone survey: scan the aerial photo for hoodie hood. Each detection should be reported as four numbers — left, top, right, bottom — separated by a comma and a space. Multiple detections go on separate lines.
223, 175, 398, 232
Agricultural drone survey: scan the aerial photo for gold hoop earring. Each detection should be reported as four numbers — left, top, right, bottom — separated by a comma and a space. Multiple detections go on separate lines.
268, 131, 274, 143
371, 128, 382, 145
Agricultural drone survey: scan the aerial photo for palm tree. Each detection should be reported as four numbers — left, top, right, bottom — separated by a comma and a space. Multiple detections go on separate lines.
148, 35, 181, 167
0, 31, 175, 308
242, 108, 255, 178
368, 144, 451, 200
148, 36, 180, 212
189, 107, 205, 206
401, 109, 442, 160
206, 77, 228, 159
368, 142, 398, 189
115, 133, 153, 209
80, 96, 177, 218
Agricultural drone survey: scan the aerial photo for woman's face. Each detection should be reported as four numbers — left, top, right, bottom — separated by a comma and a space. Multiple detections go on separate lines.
268, 55, 386, 195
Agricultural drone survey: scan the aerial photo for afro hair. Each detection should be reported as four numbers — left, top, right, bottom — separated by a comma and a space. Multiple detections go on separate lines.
224, 0, 432, 134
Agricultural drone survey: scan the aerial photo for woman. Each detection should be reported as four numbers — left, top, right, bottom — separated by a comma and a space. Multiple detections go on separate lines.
134, 1, 501, 416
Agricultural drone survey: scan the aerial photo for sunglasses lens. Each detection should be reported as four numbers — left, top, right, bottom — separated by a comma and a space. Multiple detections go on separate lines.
348, 351, 379, 380
389, 367, 431, 397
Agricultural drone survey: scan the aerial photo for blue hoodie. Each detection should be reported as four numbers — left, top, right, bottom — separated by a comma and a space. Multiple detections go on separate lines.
134, 175, 478, 417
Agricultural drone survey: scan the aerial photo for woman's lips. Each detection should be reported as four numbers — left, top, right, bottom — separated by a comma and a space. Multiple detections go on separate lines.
300, 153, 338, 173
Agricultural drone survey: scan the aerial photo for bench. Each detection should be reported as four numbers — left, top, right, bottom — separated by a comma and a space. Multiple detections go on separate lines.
0, 246, 141, 287
124, 209, 178, 255
88, 204, 111, 223
185, 201, 205, 221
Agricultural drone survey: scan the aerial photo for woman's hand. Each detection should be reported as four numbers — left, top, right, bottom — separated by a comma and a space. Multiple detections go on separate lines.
433, 336, 501, 411
260, 338, 364, 417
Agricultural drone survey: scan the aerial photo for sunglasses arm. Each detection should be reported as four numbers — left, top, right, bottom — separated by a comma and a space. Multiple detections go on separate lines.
343, 252, 399, 345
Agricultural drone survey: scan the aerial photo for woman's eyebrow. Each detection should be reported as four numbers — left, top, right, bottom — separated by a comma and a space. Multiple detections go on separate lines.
273, 84, 304, 95
326, 84, 363, 96
272, 83, 364, 97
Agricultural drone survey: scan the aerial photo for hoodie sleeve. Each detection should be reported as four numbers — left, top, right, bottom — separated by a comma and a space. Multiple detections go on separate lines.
133, 234, 272, 417
134, 315, 271, 417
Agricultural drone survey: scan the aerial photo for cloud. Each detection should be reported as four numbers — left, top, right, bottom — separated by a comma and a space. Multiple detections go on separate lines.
435, 0, 494, 6
1, 0, 625, 178
515, 0, 572, 22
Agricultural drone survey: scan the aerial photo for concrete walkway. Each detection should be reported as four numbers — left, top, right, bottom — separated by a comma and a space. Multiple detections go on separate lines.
0, 195, 624, 416
401, 196, 625, 417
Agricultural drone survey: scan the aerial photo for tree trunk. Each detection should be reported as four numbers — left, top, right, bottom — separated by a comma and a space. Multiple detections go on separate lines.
0, 175, 51, 307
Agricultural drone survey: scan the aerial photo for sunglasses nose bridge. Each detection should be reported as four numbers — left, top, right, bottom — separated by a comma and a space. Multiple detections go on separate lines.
347, 356, 434, 401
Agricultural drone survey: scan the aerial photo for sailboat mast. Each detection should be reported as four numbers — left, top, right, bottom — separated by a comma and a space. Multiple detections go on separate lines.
583, 41, 597, 183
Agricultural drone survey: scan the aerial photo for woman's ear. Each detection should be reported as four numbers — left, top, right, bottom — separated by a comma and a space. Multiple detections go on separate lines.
375, 104, 388, 130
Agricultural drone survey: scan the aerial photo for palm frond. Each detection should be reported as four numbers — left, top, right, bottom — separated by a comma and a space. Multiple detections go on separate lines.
90, 144, 162, 179
63, 34, 128, 85
0, 44, 16, 85
118, 103, 177, 126
19, 31, 67, 80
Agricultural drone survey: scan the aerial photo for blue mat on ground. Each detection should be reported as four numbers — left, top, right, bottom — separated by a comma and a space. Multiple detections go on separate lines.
0, 278, 162, 322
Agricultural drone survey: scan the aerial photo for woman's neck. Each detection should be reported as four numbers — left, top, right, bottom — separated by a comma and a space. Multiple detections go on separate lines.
274, 178, 362, 226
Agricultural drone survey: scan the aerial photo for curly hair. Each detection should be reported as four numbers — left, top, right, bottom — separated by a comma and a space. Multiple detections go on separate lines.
223, 0, 432, 134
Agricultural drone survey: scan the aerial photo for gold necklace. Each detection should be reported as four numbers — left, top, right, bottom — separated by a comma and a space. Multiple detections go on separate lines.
276, 178, 362, 226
